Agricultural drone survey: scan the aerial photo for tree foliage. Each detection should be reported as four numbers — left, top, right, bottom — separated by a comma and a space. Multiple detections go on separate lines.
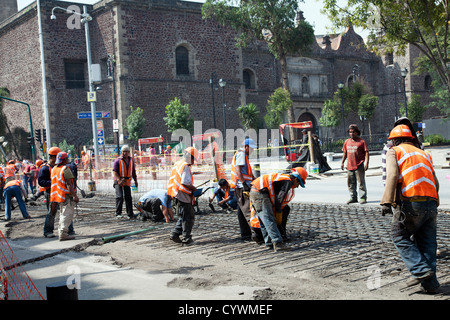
163, 97, 194, 134
399, 94, 428, 122
322, 0, 449, 94
264, 88, 293, 128
202, 0, 315, 125
124, 106, 146, 145
237, 103, 260, 130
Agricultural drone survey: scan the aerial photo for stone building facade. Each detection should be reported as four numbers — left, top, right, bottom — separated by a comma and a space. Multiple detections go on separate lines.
0, 0, 442, 156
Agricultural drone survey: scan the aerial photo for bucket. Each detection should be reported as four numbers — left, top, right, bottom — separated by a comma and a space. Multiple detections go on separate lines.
87, 181, 96, 192
131, 184, 138, 193
310, 164, 319, 174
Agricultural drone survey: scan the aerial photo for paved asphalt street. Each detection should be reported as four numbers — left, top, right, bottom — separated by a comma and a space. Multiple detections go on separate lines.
1, 146, 449, 301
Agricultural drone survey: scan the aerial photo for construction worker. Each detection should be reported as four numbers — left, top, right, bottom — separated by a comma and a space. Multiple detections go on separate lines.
136, 189, 174, 223
112, 145, 138, 219
208, 178, 237, 211
4, 160, 16, 183
50, 152, 79, 241
381, 124, 440, 294
168, 147, 199, 245
249, 167, 307, 252
3, 179, 30, 221
231, 138, 259, 241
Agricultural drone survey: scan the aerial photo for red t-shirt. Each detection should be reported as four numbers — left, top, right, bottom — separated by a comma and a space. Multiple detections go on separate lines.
343, 137, 368, 170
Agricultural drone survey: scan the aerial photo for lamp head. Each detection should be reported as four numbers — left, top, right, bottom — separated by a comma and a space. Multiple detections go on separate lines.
50, 14, 56, 20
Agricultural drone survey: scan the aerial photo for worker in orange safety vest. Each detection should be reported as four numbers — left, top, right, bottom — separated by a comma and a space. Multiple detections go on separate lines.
381, 124, 440, 294
168, 146, 199, 245
249, 167, 307, 252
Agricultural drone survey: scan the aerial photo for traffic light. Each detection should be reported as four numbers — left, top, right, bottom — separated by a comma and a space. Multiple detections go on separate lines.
43, 129, 47, 142
27, 136, 34, 144
35, 129, 41, 143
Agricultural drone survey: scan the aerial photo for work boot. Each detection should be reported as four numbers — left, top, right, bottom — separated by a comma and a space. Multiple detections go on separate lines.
44, 233, 56, 238
181, 237, 194, 245
170, 234, 182, 243
273, 242, 289, 252
346, 198, 358, 204
406, 270, 434, 287
360, 198, 367, 204
59, 234, 75, 241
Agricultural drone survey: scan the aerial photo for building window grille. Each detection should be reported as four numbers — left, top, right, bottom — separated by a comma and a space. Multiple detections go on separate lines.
65, 61, 85, 89
176, 46, 189, 75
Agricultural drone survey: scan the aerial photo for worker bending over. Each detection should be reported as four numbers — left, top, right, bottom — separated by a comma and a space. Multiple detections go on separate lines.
249, 167, 307, 252
136, 189, 174, 223
209, 178, 237, 211
168, 147, 199, 245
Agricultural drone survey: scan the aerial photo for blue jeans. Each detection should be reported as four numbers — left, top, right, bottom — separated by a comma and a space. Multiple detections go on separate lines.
4, 185, 29, 220
250, 191, 282, 245
391, 200, 439, 290
22, 175, 34, 195
215, 191, 237, 210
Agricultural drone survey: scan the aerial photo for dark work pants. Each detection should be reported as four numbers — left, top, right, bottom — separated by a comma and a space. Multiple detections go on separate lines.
235, 188, 262, 240
142, 198, 164, 221
114, 182, 133, 217
172, 199, 195, 241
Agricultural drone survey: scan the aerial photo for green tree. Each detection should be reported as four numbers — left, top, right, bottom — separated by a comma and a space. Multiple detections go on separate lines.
322, 0, 449, 93
237, 103, 260, 130
264, 88, 293, 129
124, 106, 146, 146
399, 94, 427, 122
163, 97, 194, 133
358, 94, 378, 136
202, 0, 315, 126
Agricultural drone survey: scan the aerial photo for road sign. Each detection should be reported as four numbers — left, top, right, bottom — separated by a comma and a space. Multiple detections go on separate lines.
87, 92, 97, 102
77, 112, 111, 119
113, 119, 119, 132
98, 137, 104, 145
97, 130, 104, 137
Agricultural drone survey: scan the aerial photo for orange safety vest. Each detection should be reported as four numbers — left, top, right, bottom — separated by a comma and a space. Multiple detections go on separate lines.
167, 160, 194, 198
250, 173, 294, 228
393, 144, 438, 199
224, 180, 236, 200
4, 165, 15, 179
117, 157, 134, 187
230, 149, 253, 185
50, 166, 72, 203
4, 179, 21, 189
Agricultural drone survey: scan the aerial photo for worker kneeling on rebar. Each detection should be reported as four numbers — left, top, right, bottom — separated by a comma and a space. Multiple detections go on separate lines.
249, 167, 307, 252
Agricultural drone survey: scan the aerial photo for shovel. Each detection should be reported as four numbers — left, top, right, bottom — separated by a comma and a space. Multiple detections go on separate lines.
77, 186, 87, 198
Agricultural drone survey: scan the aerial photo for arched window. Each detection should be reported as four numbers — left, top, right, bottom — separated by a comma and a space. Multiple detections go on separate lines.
176, 46, 189, 75
243, 69, 255, 89
424, 75, 432, 91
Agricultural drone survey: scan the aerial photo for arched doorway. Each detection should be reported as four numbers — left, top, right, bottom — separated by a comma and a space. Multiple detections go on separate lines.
297, 112, 318, 136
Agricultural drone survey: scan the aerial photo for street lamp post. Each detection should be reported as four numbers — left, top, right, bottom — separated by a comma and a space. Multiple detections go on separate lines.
338, 81, 345, 137
51, 5, 99, 169
210, 72, 217, 128
401, 67, 408, 118
218, 79, 226, 143
107, 54, 120, 155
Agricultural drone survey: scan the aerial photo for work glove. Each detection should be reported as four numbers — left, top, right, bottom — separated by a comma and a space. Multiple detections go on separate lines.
381, 204, 393, 216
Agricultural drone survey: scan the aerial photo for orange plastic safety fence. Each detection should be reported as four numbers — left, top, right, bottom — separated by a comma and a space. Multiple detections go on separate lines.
0, 231, 44, 300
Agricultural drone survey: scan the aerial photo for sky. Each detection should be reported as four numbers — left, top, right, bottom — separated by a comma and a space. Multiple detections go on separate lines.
17, 0, 366, 37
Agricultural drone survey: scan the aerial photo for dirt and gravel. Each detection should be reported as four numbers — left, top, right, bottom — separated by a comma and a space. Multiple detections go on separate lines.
2, 193, 449, 301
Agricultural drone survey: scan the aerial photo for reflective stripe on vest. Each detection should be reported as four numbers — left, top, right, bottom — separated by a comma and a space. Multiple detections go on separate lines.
224, 180, 236, 200
167, 160, 193, 198
4, 166, 15, 178
118, 158, 134, 187
250, 173, 293, 228
230, 150, 253, 185
50, 166, 70, 203
4, 180, 21, 189
393, 144, 438, 199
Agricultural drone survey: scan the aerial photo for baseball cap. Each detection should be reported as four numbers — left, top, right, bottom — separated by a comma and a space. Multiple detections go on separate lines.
242, 138, 257, 149
55, 152, 68, 165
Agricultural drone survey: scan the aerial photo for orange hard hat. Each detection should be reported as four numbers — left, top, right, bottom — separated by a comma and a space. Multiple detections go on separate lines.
185, 147, 199, 162
48, 147, 61, 156
291, 167, 308, 188
388, 124, 414, 140
35, 159, 43, 167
